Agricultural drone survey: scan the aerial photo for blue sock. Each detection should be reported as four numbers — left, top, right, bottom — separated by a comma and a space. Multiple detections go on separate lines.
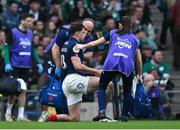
98, 87, 106, 113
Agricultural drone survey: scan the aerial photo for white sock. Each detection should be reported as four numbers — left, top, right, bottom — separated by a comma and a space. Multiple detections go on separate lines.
18, 107, 24, 119
6, 103, 13, 116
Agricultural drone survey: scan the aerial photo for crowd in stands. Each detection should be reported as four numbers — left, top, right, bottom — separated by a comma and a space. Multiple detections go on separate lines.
0, 0, 179, 121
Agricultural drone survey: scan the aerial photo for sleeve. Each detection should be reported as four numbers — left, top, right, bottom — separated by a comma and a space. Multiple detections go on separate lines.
32, 45, 40, 64
83, 35, 94, 52
71, 44, 79, 57
4, 30, 13, 64
103, 32, 110, 41
55, 28, 69, 48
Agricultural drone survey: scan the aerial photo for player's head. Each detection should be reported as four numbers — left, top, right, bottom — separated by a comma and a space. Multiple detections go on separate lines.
20, 13, 35, 29
117, 16, 131, 35
70, 22, 87, 42
82, 18, 95, 36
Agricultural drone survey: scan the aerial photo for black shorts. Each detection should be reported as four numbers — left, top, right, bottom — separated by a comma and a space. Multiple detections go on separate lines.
12, 67, 30, 83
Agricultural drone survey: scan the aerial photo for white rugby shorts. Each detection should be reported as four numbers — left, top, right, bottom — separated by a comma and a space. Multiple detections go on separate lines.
62, 73, 90, 106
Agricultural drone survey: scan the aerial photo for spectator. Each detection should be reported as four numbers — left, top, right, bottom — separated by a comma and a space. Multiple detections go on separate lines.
138, 0, 152, 25
49, 0, 63, 22
29, 0, 45, 22
18, 0, 30, 14
134, 5, 157, 45
88, 0, 110, 30
68, 0, 91, 22
135, 26, 157, 50
144, 74, 161, 119
143, 50, 170, 80
141, 44, 153, 65
33, 20, 44, 37
127, 0, 138, 16
37, 45, 45, 64
106, 0, 121, 22
158, 0, 176, 50
33, 34, 41, 47
171, 0, 180, 71
143, 50, 174, 100
102, 16, 116, 34
1, 0, 20, 32
48, 13, 63, 27
41, 36, 51, 48
45, 21, 57, 38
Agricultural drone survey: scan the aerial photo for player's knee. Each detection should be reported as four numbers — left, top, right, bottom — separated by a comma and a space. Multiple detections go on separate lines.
21, 90, 27, 94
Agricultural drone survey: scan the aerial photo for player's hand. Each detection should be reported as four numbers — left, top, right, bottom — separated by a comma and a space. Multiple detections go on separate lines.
37, 64, 43, 74
5, 64, 13, 72
137, 74, 143, 83
55, 67, 61, 77
95, 70, 102, 77
74, 44, 84, 52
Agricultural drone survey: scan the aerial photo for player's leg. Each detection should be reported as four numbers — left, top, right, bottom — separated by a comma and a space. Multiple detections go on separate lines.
5, 96, 16, 121
121, 72, 134, 121
17, 90, 27, 121
12, 68, 29, 121
50, 74, 88, 121
55, 102, 81, 121
38, 105, 48, 122
93, 71, 117, 122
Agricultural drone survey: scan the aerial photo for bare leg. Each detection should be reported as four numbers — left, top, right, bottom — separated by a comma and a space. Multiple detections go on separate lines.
18, 90, 26, 107
56, 102, 81, 121
87, 76, 113, 102
17, 90, 26, 119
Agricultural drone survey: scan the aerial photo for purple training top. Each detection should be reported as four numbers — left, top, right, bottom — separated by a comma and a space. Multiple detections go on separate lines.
103, 30, 139, 77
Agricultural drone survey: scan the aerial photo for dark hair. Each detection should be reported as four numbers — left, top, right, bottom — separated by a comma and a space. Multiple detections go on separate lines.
29, 0, 40, 4
51, 0, 61, 5
102, 15, 113, 24
20, 13, 34, 21
69, 22, 83, 35
152, 49, 161, 56
7, 0, 18, 6
117, 16, 131, 35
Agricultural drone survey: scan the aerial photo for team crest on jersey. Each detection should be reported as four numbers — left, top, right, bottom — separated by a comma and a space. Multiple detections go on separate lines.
115, 37, 132, 49
73, 44, 80, 53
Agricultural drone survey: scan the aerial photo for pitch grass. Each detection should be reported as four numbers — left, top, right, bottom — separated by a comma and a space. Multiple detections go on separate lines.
0, 120, 180, 129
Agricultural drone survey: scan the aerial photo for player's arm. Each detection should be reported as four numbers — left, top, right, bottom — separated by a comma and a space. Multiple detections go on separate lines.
135, 48, 142, 77
76, 32, 110, 50
71, 55, 101, 76
4, 30, 13, 65
82, 37, 106, 49
52, 28, 68, 68
52, 43, 61, 67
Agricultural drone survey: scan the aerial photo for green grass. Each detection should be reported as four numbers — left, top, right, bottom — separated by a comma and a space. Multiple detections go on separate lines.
0, 120, 180, 129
